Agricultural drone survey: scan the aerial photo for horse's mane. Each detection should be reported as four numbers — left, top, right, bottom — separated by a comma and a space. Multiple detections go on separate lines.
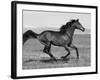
59, 19, 76, 34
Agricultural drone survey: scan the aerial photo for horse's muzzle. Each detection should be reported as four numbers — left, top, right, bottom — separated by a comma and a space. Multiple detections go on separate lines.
81, 28, 85, 32
82, 28, 85, 32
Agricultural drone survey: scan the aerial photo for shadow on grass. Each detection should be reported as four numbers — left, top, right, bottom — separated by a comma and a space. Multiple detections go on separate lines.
24, 57, 70, 64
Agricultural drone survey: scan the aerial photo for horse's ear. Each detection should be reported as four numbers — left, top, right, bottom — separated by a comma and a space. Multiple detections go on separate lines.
76, 19, 79, 22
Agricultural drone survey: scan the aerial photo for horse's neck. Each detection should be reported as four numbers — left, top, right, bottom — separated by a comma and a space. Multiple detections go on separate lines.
66, 26, 76, 38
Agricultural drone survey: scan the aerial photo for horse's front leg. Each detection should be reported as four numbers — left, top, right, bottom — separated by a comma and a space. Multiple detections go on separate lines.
61, 45, 70, 59
69, 44, 79, 59
43, 44, 56, 61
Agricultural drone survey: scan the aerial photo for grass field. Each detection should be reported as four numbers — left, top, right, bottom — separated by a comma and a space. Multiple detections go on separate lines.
22, 34, 91, 69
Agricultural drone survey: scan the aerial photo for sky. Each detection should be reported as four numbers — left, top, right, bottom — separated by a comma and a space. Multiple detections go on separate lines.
23, 10, 91, 34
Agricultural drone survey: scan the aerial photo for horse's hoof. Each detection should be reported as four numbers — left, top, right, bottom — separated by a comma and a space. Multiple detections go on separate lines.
61, 56, 66, 59
50, 58, 57, 61
77, 57, 79, 60
76, 57, 79, 61
61, 56, 69, 60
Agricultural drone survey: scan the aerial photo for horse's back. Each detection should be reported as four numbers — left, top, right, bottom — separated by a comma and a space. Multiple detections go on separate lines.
39, 31, 57, 41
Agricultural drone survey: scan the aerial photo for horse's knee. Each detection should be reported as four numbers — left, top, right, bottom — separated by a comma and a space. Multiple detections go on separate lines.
43, 49, 47, 53
43, 48, 50, 53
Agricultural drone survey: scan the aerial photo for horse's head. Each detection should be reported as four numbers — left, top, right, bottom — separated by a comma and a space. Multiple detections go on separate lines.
72, 19, 85, 32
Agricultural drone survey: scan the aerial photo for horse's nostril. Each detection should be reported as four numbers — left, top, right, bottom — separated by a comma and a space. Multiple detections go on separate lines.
83, 28, 85, 32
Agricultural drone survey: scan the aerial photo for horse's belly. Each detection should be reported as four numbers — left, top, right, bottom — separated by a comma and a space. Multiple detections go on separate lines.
51, 38, 66, 46
51, 41, 62, 46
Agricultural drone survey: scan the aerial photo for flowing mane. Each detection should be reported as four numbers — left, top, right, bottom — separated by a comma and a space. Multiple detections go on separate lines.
59, 19, 76, 33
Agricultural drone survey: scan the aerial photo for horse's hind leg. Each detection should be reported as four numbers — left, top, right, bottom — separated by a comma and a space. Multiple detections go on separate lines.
61, 46, 70, 59
43, 44, 56, 60
70, 44, 79, 59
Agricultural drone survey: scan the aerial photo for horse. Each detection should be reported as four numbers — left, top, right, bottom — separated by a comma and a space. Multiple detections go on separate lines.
23, 19, 85, 60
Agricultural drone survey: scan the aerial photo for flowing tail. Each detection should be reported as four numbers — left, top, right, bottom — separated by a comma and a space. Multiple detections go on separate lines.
23, 30, 38, 45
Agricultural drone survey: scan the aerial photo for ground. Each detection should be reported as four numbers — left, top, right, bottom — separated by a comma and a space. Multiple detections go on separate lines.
22, 34, 91, 69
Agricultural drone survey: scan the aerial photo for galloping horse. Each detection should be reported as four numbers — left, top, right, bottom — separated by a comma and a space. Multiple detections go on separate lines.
23, 19, 85, 60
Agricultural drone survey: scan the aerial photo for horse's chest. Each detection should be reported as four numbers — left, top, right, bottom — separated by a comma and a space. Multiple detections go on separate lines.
62, 36, 69, 40
62, 36, 72, 44
62, 35, 70, 41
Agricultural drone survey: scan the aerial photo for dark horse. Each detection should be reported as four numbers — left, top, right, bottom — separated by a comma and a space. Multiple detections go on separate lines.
23, 19, 85, 60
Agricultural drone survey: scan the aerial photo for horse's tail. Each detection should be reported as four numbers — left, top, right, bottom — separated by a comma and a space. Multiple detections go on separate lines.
23, 30, 38, 45
30, 30, 38, 38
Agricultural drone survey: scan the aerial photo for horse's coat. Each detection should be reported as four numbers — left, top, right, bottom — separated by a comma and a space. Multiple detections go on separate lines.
23, 19, 85, 60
